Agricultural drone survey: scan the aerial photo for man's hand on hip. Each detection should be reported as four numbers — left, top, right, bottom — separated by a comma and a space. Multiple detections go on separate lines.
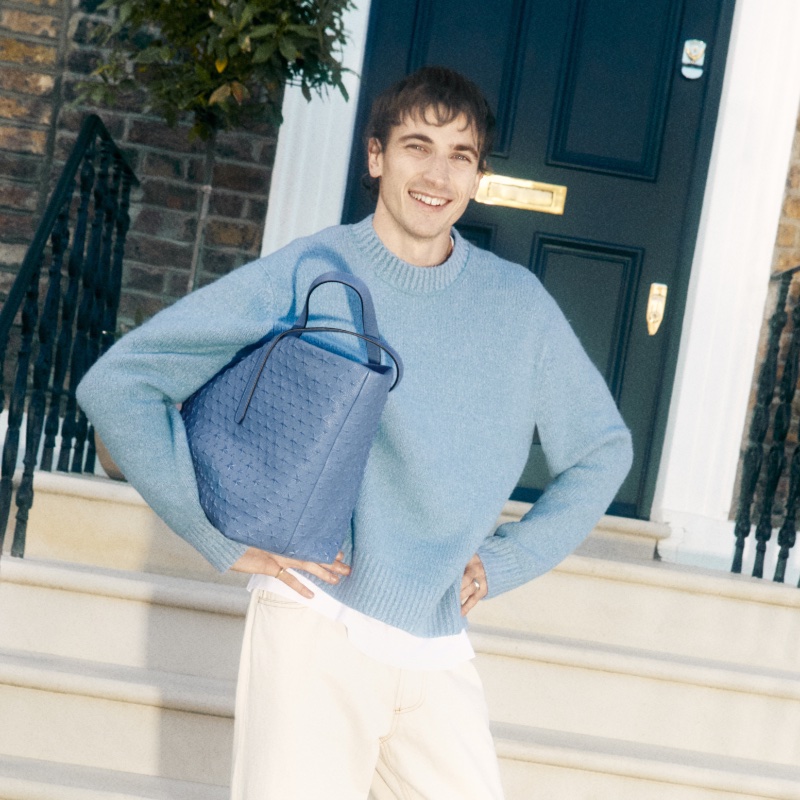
230, 547, 350, 599
460, 554, 487, 615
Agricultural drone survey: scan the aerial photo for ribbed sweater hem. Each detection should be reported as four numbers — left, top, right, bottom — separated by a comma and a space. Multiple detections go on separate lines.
306, 549, 466, 638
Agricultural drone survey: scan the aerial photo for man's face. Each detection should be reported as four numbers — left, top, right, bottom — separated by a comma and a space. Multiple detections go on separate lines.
368, 111, 482, 266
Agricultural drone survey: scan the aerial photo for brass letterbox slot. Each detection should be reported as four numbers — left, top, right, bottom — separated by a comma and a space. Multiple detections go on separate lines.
475, 174, 567, 215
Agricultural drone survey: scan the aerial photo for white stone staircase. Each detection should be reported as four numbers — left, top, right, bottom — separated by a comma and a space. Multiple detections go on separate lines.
1, 473, 799, 799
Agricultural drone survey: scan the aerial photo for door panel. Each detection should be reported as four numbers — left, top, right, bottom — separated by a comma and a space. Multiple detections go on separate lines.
521, 234, 643, 492
533, 235, 641, 398
344, 0, 735, 517
407, 0, 532, 157
550, 0, 683, 178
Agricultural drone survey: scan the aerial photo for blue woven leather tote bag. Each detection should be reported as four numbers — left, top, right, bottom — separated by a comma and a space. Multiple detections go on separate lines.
180, 271, 402, 563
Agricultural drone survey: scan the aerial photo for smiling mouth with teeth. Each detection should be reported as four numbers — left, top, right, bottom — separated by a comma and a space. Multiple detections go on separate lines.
410, 191, 448, 207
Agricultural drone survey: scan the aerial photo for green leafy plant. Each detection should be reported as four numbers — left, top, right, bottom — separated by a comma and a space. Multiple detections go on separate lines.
80, 0, 353, 139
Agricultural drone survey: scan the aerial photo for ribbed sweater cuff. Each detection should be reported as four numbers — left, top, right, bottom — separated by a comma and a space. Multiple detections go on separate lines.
183, 517, 249, 572
477, 523, 538, 599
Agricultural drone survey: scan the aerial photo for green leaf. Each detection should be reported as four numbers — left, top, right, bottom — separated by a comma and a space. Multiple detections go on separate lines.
239, 4, 254, 27
118, 2, 134, 24
135, 46, 169, 64
249, 24, 277, 39
287, 25, 317, 39
253, 41, 276, 63
213, 10, 232, 28
278, 36, 299, 62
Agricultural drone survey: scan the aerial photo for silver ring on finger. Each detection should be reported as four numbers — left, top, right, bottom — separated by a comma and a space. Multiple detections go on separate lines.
472, 578, 481, 591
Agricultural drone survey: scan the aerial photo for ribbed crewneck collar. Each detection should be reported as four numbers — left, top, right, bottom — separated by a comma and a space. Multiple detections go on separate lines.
349, 215, 469, 293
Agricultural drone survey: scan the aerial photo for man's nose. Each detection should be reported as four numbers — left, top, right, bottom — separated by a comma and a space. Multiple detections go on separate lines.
423, 153, 449, 183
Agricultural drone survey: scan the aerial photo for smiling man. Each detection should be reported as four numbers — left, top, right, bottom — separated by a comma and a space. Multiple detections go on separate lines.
77, 67, 632, 799
367, 110, 482, 265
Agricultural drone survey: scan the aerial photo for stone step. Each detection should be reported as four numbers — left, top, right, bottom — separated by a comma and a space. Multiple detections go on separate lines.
3, 607, 797, 780
494, 723, 800, 800
11, 473, 781, 675
0, 754, 226, 800
498, 499, 668, 561
473, 626, 800, 766
5, 546, 794, 681
470, 552, 800, 674
0, 558, 247, 680
4, 543, 795, 685
2, 472, 794, 798
8, 472, 666, 582
0, 648, 234, 786
3, 472, 242, 585
3, 729, 796, 800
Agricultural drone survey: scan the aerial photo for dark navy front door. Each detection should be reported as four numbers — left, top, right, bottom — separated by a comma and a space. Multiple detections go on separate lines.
344, 0, 735, 518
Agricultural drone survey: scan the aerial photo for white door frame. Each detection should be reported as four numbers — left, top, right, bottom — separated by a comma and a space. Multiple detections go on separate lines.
262, 0, 800, 575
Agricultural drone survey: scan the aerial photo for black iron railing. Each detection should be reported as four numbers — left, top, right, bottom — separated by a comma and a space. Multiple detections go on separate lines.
733, 266, 800, 584
0, 114, 138, 559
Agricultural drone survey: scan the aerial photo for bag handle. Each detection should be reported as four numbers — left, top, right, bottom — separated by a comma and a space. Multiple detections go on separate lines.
293, 271, 382, 365
235, 326, 403, 424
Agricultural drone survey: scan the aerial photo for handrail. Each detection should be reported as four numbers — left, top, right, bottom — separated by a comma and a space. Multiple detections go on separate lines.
0, 116, 137, 344
0, 114, 138, 559
733, 267, 800, 585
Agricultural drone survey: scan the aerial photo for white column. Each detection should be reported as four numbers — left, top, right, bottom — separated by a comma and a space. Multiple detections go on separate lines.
651, 0, 800, 577
261, 0, 373, 255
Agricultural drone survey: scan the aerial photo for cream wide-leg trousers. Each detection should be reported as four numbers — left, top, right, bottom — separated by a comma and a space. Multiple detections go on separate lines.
229, 589, 506, 800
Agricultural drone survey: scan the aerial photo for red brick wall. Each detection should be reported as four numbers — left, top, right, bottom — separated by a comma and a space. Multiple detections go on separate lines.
0, 0, 279, 332
0, 0, 61, 302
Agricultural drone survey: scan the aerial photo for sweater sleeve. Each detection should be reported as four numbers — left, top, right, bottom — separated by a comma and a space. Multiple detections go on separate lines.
476, 298, 633, 598
76, 259, 276, 571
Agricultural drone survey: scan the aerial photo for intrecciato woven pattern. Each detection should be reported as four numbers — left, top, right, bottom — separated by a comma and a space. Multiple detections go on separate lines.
181, 332, 394, 563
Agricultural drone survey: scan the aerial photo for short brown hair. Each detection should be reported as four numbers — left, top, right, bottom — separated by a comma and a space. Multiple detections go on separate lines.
365, 66, 495, 175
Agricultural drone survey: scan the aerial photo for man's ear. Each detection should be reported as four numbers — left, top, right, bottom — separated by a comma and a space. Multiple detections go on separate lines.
367, 138, 383, 178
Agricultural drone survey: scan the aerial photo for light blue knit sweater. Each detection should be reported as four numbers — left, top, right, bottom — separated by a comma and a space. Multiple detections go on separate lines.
77, 216, 632, 636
